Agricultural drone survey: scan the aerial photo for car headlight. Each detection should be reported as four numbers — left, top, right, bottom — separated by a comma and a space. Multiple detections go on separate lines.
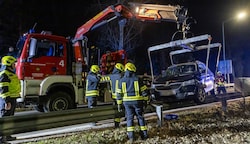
182, 79, 195, 85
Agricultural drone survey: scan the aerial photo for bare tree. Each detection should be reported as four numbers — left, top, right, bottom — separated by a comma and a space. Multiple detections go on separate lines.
93, 0, 145, 61
0, 0, 22, 55
95, 17, 144, 58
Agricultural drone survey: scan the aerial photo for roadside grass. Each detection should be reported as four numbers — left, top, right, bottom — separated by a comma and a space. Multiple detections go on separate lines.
23, 99, 250, 144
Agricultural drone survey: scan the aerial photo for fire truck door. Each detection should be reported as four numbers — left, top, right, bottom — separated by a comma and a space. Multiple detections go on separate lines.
25, 39, 67, 80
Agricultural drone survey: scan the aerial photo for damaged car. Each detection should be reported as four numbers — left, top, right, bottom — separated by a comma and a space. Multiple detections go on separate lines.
150, 60, 214, 103
147, 35, 221, 104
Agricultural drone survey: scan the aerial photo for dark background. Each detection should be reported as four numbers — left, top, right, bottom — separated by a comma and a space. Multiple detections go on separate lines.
0, 0, 249, 76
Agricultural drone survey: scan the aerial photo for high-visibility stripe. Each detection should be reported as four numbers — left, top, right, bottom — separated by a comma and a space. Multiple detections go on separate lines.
112, 93, 116, 99
134, 81, 139, 96
85, 80, 89, 91
127, 126, 134, 132
100, 76, 110, 82
114, 118, 121, 123
116, 88, 122, 93
0, 82, 9, 87
115, 80, 119, 93
0, 92, 10, 99
140, 85, 147, 91
122, 82, 127, 97
123, 95, 144, 101
117, 100, 123, 105
86, 90, 99, 96
111, 79, 119, 99
121, 81, 145, 101
140, 126, 147, 131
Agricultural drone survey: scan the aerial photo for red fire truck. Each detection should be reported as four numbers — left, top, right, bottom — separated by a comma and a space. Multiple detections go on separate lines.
15, 3, 183, 112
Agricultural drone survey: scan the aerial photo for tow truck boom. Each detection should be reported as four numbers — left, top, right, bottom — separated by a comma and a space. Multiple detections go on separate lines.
74, 3, 181, 40
73, 3, 183, 66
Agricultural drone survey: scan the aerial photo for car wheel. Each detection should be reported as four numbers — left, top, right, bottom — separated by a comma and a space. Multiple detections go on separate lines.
44, 91, 75, 112
195, 87, 207, 104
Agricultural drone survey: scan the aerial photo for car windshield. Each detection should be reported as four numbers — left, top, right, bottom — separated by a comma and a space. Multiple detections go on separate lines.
166, 64, 196, 77
16, 35, 27, 58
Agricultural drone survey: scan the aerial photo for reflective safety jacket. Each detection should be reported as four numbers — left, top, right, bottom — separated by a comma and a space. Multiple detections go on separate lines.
100, 68, 123, 99
109, 68, 123, 99
116, 70, 148, 105
215, 75, 226, 87
0, 69, 21, 102
85, 71, 101, 97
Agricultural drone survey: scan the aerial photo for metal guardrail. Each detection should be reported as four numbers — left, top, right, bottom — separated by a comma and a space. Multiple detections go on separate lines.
234, 77, 250, 96
215, 92, 241, 99
0, 105, 115, 136
0, 92, 243, 136
0, 104, 164, 136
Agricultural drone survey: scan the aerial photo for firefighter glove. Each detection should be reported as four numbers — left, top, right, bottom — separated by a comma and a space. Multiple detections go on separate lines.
117, 104, 122, 112
142, 91, 148, 96
144, 100, 149, 109
97, 74, 102, 80
5, 102, 11, 110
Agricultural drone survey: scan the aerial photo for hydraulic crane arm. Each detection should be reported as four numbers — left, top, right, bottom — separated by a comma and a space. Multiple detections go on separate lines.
73, 3, 184, 64
74, 5, 134, 40
128, 2, 180, 22
74, 3, 182, 41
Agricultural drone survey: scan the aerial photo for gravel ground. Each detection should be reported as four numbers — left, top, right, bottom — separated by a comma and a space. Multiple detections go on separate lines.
24, 99, 250, 144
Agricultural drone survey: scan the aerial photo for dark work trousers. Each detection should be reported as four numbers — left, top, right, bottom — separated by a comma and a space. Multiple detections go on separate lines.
0, 97, 17, 117
217, 86, 227, 94
0, 97, 17, 140
113, 100, 124, 127
123, 100, 148, 140
86, 96, 97, 108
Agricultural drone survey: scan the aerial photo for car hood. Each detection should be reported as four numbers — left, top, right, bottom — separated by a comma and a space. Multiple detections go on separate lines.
154, 73, 199, 84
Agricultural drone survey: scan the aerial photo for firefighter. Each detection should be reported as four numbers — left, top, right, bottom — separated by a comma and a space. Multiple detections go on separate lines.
85, 65, 101, 108
108, 63, 125, 128
215, 71, 227, 94
0, 56, 21, 143
116, 62, 149, 142
7, 46, 17, 58
215, 71, 228, 113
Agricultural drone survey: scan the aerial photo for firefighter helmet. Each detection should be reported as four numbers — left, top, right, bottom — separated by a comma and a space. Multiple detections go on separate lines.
90, 65, 100, 74
217, 71, 222, 75
125, 62, 136, 72
115, 63, 125, 72
1, 56, 17, 66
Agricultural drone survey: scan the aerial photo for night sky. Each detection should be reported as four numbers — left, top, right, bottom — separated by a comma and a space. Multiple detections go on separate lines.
0, 0, 250, 76
186, 0, 250, 77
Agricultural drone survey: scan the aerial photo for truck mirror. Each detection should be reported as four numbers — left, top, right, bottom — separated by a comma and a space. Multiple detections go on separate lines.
28, 38, 37, 59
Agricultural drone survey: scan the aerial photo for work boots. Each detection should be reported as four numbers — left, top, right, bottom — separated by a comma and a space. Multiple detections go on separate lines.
6, 136, 16, 141
114, 122, 120, 128
127, 131, 134, 143
0, 135, 16, 144
128, 138, 134, 144
140, 130, 148, 140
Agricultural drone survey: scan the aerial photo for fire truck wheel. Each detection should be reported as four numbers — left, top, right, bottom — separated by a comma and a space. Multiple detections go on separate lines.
195, 87, 207, 104
44, 91, 74, 112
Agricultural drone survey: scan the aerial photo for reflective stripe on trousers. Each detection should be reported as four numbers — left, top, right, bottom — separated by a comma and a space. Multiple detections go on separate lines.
124, 101, 147, 139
